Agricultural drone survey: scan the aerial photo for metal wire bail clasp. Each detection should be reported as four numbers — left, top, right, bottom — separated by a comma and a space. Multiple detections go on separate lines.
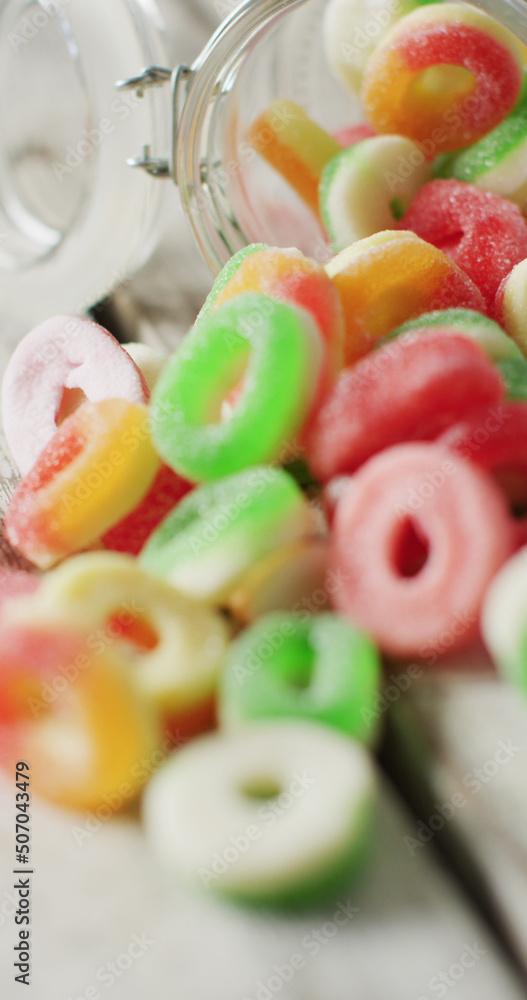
115, 64, 194, 183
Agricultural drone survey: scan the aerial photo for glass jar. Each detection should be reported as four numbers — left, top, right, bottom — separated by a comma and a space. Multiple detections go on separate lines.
0, 0, 526, 331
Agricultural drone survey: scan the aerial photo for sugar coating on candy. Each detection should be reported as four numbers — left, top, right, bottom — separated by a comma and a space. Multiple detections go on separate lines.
102, 464, 193, 557
207, 246, 344, 378
323, 0, 438, 95
307, 330, 505, 481
247, 101, 342, 215
197, 244, 268, 322
5, 399, 160, 569
434, 74, 527, 209
399, 179, 527, 306
143, 719, 376, 905
0, 570, 39, 611
438, 402, 527, 515
27, 551, 231, 716
151, 295, 324, 483
220, 612, 381, 745
0, 622, 160, 810
320, 135, 431, 251
140, 467, 318, 602
387, 307, 522, 361
122, 342, 167, 393
361, 4, 523, 153
2, 315, 148, 476
325, 231, 486, 364
494, 257, 527, 353
331, 442, 514, 657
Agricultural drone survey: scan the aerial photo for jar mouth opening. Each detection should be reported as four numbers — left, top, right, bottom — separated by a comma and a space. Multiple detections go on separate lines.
178, 0, 527, 278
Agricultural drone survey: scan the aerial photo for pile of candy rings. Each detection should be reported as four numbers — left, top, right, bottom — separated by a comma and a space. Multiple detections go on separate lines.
3, 0, 527, 910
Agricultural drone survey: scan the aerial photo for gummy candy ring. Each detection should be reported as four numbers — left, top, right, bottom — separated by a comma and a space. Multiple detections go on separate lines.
361, 4, 523, 153
143, 719, 376, 907
325, 231, 485, 365
434, 75, 527, 211
330, 442, 513, 657
151, 294, 323, 483
387, 308, 523, 362
307, 330, 504, 481
140, 467, 318, 603
0, 623, 160, 812
201, 245, 344, 379
5, 400, 160, 570
320, 134, 431, 251
220, 611, 381, 745
399, 179, 527, 307
2, 315, 148, 476
17, 552, 231, 717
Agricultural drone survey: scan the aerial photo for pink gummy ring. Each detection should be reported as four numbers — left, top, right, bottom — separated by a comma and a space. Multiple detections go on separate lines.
331, 442, 513, 658
2, 315, 148, 476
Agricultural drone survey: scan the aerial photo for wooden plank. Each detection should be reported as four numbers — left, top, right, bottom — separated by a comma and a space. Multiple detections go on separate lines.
385, 650, 527, 975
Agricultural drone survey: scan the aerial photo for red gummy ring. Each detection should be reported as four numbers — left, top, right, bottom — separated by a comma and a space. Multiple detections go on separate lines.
399, 180, 527, 307
331, 443, 513, 658
307, 330, 504, 482
102, 464, 193, 557
438, 402, 527, 516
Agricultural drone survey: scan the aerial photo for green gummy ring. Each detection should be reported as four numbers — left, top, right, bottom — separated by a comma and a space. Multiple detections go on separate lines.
220, 611, 381, 745
196, 244, 268, 322
151, 294, 322, 482
434, 74, 527, 188
385, 308, 522, 361
139, 466, 316, 601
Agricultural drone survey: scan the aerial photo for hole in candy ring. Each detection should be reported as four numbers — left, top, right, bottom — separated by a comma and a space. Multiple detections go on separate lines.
392, 517, 430, 579
56, 387, 89, 426
493, 467, 527, 517
408, 64, 475, 110
106, 612, 159, 652
239, 777, 283, 802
